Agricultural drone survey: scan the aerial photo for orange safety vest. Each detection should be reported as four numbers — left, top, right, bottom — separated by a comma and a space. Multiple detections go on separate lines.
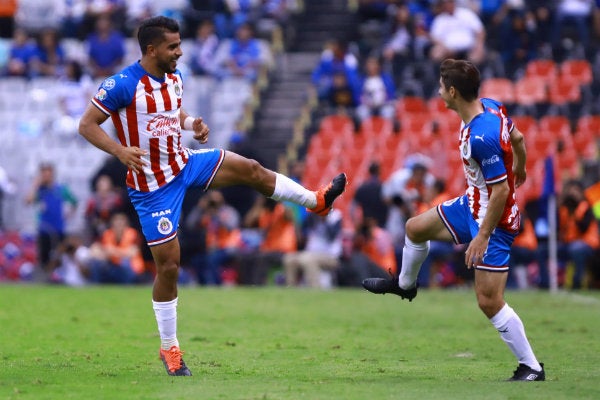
259, 204, 297, 253
101, 227, 145, 274
559, 202, 600, 249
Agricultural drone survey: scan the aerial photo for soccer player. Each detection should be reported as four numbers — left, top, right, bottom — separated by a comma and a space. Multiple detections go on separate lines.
362, 59, 545, 381
78, 16, 346, 376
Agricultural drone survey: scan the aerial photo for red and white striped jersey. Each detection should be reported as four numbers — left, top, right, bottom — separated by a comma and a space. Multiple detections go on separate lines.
91, 61, 188, 192
457, 98, 520, 234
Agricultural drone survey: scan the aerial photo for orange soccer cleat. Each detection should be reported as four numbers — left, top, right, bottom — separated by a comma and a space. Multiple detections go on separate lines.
159, 346, 192, 376
310, 173, 347, 216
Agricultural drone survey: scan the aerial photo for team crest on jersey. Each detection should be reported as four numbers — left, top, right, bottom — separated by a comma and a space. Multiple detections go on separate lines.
102, 78, 116, 90
94, 88, 107, 101
174, 83, 181, 96
157, 217, 173, 235
460, 140, 471, 159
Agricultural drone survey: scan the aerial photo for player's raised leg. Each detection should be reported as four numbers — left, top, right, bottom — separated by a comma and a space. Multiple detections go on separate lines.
362, 206, 451, 300
210, 150, 347, 216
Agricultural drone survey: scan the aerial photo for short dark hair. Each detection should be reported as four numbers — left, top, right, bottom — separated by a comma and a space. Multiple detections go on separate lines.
439, 58, 480, 101
137, 16, 180, 55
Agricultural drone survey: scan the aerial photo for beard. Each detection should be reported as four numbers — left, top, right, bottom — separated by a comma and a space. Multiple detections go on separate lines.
157, 58, 178, 74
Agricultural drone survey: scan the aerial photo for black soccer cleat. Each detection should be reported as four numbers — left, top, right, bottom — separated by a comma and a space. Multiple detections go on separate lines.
311, 173, 347, 216
361, 269, 418, 302
507, 363, 545, 381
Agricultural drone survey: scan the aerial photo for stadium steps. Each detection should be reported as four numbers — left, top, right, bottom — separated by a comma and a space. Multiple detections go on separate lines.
248, 52, 320, 170
247, 0, 358, 170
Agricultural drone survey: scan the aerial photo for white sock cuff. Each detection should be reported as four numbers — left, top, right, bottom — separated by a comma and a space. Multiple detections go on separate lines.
490, 303, 513, 328
405, 236, 429, 251
153, 297, 178, 311
271, 173, 285, 200
270, 173, 316, 208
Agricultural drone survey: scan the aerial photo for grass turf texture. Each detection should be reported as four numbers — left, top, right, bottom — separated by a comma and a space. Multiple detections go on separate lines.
1, 285, 599, 400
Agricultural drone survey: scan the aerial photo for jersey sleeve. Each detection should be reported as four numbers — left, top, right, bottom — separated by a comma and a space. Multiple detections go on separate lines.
471, 131, 507, 185
91, 74, 134, 115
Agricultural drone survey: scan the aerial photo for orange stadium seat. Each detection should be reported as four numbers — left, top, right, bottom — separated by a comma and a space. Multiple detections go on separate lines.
514, 76, 547, 107
480, 78, 515, 104
359, 116, 393, 141
525, 59, 558, 83
560, 59, 593, 86
547, 75, 582, 106
576, 115, 600, 137
399, 112, 434, 135
396, 95, 428, 115
572, 129, 597, 159
511, 115, 537, 135
320, 114, 354, 136
537, 115, 572, 138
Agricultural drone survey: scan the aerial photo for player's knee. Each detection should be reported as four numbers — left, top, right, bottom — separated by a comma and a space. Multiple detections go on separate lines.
245, 158, 267, 181
476, 293, 503, 318
157, 260, 179, 282
405, 218, 426, 243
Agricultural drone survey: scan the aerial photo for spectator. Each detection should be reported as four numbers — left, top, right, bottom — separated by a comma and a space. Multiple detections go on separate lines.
558, 179, 599, 289
88, 212, 145, 284
49, 235, 90, 286
311, 39, 361, 108
215, 22, 263, 82
355, 216, 397, 274
239, 197, 297, 285
428, 0, 486, 64
283, 209, 343, 288
336, 228, 389, 287
188, 19, 219, 76
30, 28, 66, 77
351, 161, 388, 228
498, 8, 537, 79
15, 0, 66, 35
61, 0, 88, 39
5, 27, 37, 77
213, 0, 258, 39
525, 1, 554, 55
327, 71, 359, 111
186, 191, 242, 285
382, 4, 414, 64
382, 155, 436, 214
53, 60, 95, 136
85, 13, 125, 79
25, 162, 78, 274
551, 0, 600, 60
356, 56, 396, 124
84, 174, 125, 242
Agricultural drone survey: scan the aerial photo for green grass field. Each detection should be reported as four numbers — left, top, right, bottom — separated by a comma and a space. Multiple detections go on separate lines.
1, 285, 599, 400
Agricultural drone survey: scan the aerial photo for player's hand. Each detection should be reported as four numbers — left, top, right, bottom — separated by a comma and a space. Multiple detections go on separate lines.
464, 234, 489, 269
116, 146, 147, 174
192, 117, 210, 144
513, 166, 527, 188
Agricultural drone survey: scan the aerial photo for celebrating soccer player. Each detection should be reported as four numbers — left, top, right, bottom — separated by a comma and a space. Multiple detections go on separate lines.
362, 59, 545, 381
78, 16, 346, 376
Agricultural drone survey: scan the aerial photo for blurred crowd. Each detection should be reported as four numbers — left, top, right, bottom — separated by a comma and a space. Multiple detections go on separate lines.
0, 0, 294, 81
0, 0, 599, 290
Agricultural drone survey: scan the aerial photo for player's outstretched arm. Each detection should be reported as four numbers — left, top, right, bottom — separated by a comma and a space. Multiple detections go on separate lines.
510, 127, 527, 188
79, 104, 147, 173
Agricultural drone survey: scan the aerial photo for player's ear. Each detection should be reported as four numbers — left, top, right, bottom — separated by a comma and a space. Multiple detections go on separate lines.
146, 43, 156, 57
